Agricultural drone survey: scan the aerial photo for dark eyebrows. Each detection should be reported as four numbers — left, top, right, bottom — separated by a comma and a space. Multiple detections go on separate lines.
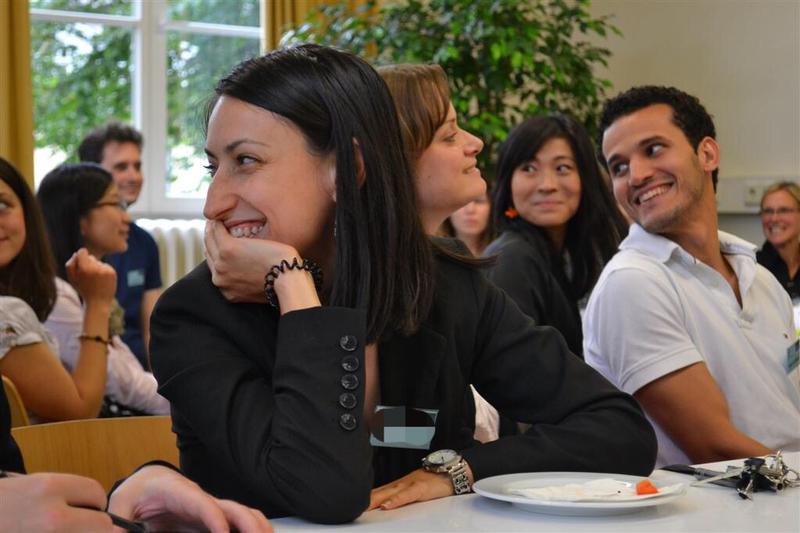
638, 135, 668, 148
605, 135, 668, 168
553, 155, 575, 163
205, 138, 268, 159
224, 139, 268, 153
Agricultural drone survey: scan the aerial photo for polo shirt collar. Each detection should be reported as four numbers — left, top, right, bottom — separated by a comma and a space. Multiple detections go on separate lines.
620, 224, 757, 262
619, 223, 682, 263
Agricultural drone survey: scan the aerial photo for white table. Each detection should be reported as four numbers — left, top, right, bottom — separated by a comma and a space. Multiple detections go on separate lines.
272, 454, 800, 532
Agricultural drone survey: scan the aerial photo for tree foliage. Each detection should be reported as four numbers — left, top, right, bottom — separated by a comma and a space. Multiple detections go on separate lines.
31, 0, 259, 177
281, 0, 620, 174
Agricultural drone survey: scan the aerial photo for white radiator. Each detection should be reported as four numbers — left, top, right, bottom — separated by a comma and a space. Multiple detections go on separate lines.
136, 218, 206, 288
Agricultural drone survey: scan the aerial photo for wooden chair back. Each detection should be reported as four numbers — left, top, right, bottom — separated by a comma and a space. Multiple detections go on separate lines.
12, 415, 179, 491
2, 375, 30, 428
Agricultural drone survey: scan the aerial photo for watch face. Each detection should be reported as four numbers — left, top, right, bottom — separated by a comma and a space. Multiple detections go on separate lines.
426, 449, 457, 466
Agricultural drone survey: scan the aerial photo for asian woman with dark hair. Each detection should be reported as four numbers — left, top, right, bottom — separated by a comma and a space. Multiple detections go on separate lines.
0, 158, 113, 421
486, 115, 629, 357
37, 163, 169, 416
149, 45, 656, 524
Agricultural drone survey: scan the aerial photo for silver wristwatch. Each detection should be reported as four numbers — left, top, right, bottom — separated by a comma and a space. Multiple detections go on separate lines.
422, 449, 471, 495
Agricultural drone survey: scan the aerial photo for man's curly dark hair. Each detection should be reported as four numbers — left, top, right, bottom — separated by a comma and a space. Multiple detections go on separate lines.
597, 86, 718, 189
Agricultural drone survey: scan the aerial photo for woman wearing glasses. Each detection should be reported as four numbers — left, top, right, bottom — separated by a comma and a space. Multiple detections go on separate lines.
758, 181, 800, 300
37, 163, 169, 416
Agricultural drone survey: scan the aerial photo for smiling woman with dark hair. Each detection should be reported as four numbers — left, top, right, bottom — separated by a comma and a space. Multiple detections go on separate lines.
0, 158, 113, 422
149, 44, 656, 524
486, 115, 629, 357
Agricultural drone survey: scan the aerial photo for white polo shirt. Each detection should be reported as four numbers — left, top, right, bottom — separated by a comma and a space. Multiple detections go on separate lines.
584, 224, 800, 466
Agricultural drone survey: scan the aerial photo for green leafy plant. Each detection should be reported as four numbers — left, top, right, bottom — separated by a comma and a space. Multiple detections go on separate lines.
31, 0, 259, 188
281, 0, 620, 175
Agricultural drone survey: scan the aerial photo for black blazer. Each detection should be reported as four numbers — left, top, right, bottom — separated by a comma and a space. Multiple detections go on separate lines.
150, 250, 656, 523
485, 221, 584, 356
758, 240, 800, 299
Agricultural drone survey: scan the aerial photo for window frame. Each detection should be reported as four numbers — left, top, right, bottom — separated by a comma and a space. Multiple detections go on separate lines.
30, 1, 261, 218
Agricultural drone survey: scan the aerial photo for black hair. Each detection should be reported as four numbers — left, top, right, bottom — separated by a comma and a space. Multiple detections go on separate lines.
493, 114, 629, 298
36, 163, 114, 280
0, 158, 57, 321
207, 44, 434, 342
78, 121, 143, 163
597, 85, 718, 189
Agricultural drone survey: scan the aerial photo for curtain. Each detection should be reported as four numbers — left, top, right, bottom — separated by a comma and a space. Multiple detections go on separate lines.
261, 0, 366, 53
0, 0, 34, 186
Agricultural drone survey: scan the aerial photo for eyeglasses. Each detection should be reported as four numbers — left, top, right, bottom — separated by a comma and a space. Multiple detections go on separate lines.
93, 199, 129, 212
760, 207, 800, 217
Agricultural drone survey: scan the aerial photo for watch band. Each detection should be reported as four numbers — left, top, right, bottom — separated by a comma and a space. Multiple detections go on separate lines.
446, 459, 471, 495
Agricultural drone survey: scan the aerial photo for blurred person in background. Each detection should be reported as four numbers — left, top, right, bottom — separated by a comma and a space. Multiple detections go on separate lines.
441, 190, 495, 257
38, 163, 169, 416
79, 122, 162, 366
757, 181, 800, 300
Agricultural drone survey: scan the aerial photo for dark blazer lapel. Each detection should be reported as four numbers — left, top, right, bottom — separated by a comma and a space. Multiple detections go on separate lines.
379, 323, 447, 409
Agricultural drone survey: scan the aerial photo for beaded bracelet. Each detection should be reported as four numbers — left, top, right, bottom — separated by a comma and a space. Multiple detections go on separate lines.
263, 257, 324, 308
78, 334, 111, 346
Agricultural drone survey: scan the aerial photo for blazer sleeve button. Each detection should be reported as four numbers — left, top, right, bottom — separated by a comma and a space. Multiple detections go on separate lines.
341, 354, 360, 372
339, 392, 357, 409
339, 413, 358, 431
341, 373, 359, 390
339, 335, 358, 352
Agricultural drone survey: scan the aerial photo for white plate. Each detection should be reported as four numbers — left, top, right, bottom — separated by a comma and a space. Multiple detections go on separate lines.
473, 472, 687, 516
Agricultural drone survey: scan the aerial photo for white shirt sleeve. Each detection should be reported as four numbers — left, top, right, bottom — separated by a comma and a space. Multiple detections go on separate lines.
45, 278, 170, 415
44, 278, 84, 371
0, 296, 56, 359
583, 265, 704, 395
106, 336, 170, 415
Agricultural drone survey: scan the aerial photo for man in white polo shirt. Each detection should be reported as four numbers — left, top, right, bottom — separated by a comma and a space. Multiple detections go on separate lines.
584, 86, 800, 467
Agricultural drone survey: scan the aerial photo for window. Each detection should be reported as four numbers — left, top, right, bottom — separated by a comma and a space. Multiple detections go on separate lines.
31, 0, 261, 217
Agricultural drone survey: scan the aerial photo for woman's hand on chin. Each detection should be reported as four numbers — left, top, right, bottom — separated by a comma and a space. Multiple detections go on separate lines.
205, 220, 320, 312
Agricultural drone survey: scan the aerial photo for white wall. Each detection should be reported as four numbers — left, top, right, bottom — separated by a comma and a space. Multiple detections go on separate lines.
590, 0, 800, 244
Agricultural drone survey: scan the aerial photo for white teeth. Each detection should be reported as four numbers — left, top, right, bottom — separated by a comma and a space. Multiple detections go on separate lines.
229, 224, 264, 238
639, 185, 670, 204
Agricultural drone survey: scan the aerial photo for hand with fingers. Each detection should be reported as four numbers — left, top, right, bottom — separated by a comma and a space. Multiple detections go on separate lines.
66, 248, 117, 306
368, 468, 464, 511
0, 472, 113, 532
108, 464, 273, 533
204, 220, 320, 312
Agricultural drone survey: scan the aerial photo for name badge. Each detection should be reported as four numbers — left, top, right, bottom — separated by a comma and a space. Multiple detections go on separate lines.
786, 338, 800, 391
127, 269, 145, 288
369, 406, 438, 450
